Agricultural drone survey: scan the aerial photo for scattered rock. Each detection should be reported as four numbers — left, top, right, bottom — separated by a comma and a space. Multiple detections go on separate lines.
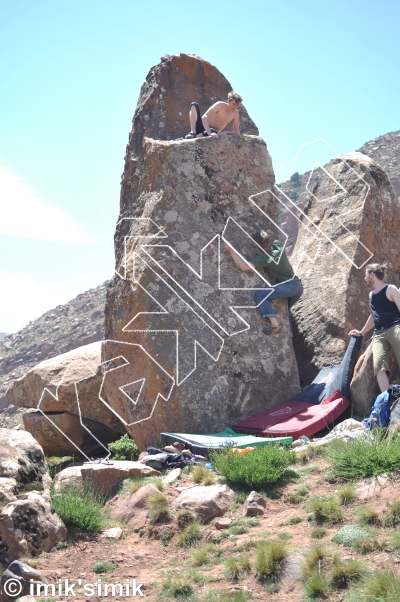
110, 483, 160, 531
0, 428, 51, 508
356, 475, 389, 500
101, 527, 123, 539
53, 461, 160, 496
0, 492, 67, 563
242, 491, 267, 516
162, 468, 182, 485
294, 419, 367, 453
215, 517, 232, 529
0, 560, 46, 600
174, 484, 234, 522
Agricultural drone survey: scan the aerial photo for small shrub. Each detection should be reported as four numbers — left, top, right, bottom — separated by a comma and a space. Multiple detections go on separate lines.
190, 543, 216, 566
177, 509, 196, 529
224, 555, 250, 580
92, 561, 116, 573
338, 483, 356, 505
333, 524, 370, 547
107, 434, 140, 461
159, 577, 193, 599
361, 570, 400, 601
278, 516, 302, 526
178, 520, 202, 547
355, 505, 380, 525
277, 531, 293, 540
210, 445, 296, 488
146, 492, 170, 523
386, 500, 400, 526
296, 483, 310, 496
304, 570, 329, 599
355, 538, 382, 554
50, 483, 106, 532
326, 430, 400, 480
391, 532, 400, 553
255, 541, 287, 580
330, 555, 366, 588
302, 544, 328, 577
311, 527, 326, 539
307, 495, 343, 524
46, 456, 74, 479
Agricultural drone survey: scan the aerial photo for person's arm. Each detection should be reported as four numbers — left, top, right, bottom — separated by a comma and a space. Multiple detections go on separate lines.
224, 242, 253, 271
202, 103, 220, 138
387, 285, 400, 312
348, 314, 374, 336
219, 112, 240, 136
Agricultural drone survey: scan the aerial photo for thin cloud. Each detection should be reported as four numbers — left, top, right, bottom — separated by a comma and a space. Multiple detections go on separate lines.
0, 162, 95, 243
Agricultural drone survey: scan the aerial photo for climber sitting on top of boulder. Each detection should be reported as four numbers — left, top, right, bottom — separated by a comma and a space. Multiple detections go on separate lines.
224, 231, 303, 335
185, 91, 242, 139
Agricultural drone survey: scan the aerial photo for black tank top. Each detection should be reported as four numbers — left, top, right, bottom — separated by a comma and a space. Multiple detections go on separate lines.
370, 285, 400, 334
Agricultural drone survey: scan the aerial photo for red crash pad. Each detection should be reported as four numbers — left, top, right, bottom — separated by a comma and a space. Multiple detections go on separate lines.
232, 390, 349, 440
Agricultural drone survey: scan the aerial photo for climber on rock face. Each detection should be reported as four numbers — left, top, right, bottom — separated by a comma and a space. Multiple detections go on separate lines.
224, 231, 303, 335
185, 91, 242, 139
349, 263, 400, 392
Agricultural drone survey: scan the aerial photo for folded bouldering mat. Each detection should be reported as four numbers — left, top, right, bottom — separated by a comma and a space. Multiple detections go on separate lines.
288, 335, 363, 405
232, 390, 350, 439
160, 427, 292, 457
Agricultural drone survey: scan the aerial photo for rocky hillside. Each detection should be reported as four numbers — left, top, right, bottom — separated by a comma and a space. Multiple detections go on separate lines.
0, 281, 109, 423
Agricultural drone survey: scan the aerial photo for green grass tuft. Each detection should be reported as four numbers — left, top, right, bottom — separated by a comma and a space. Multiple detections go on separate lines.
178, 520, 203, 547
192, 464, 215, 485
355, 505, 380, 525
146, 492, 170, 523
304, 570, 329, 599
255, 540, 288, 580
92, 561, 116, 573
210, 445, 296, 488
326, 430, 400, 480
330, 555, 366, 588
50, 483, 106, 532
361, 570, 400, 601
311, 527, 327, 539
307, 495, 343, 524
337, 483, 356, 505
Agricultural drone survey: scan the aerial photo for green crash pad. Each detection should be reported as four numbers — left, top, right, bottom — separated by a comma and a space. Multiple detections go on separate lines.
160, 427, 292, 453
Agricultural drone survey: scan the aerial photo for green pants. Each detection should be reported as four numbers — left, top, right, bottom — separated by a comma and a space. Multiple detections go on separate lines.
373, 324, 400, 375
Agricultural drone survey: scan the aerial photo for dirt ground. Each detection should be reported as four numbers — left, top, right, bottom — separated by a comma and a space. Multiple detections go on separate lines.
24, 458, 400, 602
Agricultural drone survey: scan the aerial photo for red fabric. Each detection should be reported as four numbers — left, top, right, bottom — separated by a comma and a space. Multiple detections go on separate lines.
232, 391, 350, 440
232, 400, 313, 434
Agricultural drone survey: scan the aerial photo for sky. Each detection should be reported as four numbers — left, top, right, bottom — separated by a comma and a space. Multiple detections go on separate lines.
0, 0, 399, 333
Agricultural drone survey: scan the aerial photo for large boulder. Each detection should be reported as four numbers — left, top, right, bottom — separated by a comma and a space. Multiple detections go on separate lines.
290, 152, 400, 384
6, 341, 125, 456
104, 134, 301, 449
0, 492, 67, 564
104, 56, 301, 450
127, 53, 258, 158
0, 429, 51, 507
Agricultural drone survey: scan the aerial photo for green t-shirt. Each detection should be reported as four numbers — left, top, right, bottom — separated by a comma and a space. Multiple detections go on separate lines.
251, 240, 296, 283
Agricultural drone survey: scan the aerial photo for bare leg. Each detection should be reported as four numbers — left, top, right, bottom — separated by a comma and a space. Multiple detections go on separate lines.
189, 106, 197, 133
376, 370, 389, 392
269, 317, 279, 328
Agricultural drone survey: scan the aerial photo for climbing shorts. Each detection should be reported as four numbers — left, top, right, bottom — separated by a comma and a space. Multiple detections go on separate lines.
372, 324, 400, 375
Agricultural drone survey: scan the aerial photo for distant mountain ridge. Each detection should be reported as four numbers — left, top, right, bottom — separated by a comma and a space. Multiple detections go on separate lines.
0, 281, 109, 422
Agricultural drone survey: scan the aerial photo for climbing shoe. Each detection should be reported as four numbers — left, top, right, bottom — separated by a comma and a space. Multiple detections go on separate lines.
185, 131, 196, 139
